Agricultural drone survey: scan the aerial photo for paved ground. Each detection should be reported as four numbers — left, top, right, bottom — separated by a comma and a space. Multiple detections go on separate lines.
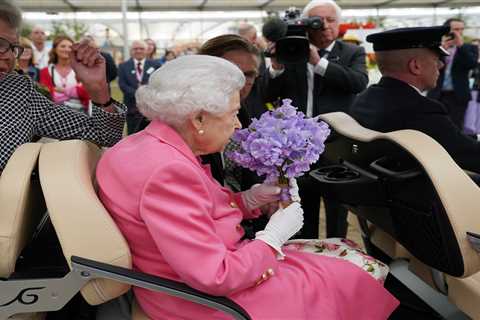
318, 200, 364, 248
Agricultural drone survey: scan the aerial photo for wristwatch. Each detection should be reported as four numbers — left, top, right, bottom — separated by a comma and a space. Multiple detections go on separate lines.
92, 97, 114, 108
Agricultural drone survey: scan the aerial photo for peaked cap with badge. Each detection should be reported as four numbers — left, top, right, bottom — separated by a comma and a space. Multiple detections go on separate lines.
366, 26, 451, 56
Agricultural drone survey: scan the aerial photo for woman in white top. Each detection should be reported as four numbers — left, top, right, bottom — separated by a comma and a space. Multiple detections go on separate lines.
39, 35, 90, 113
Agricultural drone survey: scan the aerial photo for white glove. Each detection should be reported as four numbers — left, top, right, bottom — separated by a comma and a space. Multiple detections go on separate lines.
289, 178, 301, 203
255, 202, 304, 258
242, 183, 281, 211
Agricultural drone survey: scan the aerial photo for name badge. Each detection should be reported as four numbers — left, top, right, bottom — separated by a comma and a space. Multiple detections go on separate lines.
146, 67, 155, 74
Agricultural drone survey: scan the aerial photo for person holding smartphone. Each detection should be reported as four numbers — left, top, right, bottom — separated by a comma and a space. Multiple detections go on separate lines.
427, 18, 479, 131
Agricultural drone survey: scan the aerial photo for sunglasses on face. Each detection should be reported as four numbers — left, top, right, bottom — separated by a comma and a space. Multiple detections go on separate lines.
0, 37, 24, 58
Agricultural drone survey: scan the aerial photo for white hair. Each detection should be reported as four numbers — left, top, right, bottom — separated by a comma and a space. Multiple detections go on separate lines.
238, 23, 256, 36
131, 40, 147, 49
136, 55, 245, 127
302, 0, 342, 19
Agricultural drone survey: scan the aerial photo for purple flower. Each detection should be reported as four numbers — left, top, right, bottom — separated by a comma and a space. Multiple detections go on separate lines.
227, 99, 330, 200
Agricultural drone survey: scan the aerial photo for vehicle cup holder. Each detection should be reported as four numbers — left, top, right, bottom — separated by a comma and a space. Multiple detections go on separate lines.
311, 165, 362, 183
316, 165, 361, 181
310, 163, 385, 206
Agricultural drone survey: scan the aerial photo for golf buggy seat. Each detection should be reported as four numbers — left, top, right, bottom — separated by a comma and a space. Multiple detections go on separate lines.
0, 140, 252, 320
0, 143, 47, 320
310, 112, 480, 319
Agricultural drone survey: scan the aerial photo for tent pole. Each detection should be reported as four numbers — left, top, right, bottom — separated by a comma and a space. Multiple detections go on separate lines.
122, 0, 129, 60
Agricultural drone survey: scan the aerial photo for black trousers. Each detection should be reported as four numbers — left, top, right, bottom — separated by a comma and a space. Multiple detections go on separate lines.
439, 91, 470, 130
296, 173, 349, 239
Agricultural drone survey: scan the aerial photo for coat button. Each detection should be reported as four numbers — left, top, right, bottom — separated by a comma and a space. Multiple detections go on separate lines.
229, 201, 237, 208
256, 272, 268, 286
236, 224, 243, 231
267, 268, 274, 276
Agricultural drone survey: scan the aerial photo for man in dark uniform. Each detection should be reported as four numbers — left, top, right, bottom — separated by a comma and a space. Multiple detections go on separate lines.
351, 26, 480, 174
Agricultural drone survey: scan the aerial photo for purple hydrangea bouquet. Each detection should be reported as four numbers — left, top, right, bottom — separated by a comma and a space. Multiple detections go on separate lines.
227, 99, 331, 203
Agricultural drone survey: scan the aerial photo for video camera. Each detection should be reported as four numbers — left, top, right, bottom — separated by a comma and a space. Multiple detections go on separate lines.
263, 7, 324, 64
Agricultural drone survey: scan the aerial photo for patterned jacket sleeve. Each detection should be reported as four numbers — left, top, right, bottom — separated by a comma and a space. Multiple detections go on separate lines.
28, 76, 126, 146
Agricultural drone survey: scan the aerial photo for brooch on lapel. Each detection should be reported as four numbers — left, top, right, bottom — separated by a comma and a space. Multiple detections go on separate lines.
131, 70, 136, 74
328, 55, 340, 62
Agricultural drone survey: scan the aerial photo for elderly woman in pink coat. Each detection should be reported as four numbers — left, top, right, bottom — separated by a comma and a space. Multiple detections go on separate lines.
96, 55, 399, 319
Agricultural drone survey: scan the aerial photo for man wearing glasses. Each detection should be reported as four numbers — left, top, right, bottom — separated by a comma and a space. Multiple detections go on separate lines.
0, 0, 126, 172
265, 0, 369, 240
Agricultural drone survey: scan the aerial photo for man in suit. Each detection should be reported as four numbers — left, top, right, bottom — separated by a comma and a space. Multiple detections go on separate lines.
351, 26, 480, 175
427, 18, 479, 130
118, 40, 160, 134
266, 0, 368, 239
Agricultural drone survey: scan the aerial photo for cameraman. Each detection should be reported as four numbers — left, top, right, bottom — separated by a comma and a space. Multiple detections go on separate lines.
266, 0, 368, 239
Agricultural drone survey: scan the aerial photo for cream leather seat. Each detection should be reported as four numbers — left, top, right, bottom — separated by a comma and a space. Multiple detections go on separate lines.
38, 140, 131, 307
313, 112, 480, 319
0, 143, 46, 320
38, 140, 146, 318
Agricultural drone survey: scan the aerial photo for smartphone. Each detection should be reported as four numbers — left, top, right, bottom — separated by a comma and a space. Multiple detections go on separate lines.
446, 32, 455, 40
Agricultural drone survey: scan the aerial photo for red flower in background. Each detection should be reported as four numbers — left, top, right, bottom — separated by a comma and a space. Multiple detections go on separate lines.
338, 21, 377, 37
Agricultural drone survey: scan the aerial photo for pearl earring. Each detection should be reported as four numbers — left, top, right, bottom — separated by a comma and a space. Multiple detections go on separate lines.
198, 129, 205, 135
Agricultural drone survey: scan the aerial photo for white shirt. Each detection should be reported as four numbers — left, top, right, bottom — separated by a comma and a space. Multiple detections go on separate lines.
408, 83, 427, 96
268, 41, 336, 117
50, 65, 77, 88
306, 41, 336, 117
32, 44, 49, 69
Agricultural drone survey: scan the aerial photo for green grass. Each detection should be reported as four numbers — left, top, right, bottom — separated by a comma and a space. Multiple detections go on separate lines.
109, 80, 128, 136
110, 80, 123, 102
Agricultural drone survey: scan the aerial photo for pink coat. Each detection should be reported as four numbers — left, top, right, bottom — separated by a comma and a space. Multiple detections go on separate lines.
97, 120, 399, 319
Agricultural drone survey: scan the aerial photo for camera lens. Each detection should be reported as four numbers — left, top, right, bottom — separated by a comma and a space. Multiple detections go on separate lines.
309, 16, 324, 30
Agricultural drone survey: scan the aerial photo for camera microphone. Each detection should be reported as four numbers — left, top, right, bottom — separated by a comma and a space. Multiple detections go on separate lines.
262, 18, 288, 42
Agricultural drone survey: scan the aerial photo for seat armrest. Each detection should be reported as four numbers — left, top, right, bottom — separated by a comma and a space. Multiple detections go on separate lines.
71, 256, 252, 320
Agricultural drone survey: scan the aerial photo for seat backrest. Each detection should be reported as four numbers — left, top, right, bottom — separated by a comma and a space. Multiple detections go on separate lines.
38, 140, 131, 305
0, 143, 45, 278
317, 112, 480, 278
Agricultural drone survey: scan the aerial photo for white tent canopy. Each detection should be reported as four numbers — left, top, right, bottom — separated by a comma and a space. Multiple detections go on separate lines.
15, 0, 480, 11
18, 0, 480, 60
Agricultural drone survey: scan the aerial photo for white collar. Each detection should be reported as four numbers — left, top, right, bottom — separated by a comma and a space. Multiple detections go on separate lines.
324, 41, 336, 52
408, 83, 424, 95
32, 44, 47, 52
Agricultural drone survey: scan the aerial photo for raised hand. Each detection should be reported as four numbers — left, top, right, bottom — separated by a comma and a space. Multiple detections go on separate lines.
69, 39, 109, 104
308, 44, 320, 66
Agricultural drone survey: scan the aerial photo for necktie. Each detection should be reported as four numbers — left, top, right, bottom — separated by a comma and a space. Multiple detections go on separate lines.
445, 46, 457, 66
136, 62, 143, 81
